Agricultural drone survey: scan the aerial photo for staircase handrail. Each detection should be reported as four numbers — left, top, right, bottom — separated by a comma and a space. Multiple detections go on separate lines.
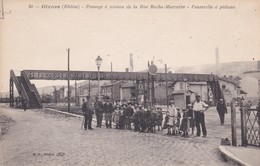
20, 83, 29, 102
31, 84, 42, 106
21, 71, 42, 106
10, 70, 29, 102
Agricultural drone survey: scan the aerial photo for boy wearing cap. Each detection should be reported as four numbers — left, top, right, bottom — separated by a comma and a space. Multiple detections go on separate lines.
156, 107, 163, 131
187, 104, 195, 134
180, 108, 189, 137
193, 95, 209, 137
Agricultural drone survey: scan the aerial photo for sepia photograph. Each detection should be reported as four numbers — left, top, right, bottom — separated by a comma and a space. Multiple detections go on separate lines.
0, 0, 260, 165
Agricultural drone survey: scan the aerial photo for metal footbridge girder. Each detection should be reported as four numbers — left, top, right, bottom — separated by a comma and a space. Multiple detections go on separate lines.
23, 70, 218, 82
10, 69, 226, 110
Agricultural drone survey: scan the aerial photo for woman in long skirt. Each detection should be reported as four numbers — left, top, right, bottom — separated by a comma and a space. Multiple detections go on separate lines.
113, 105, 121, 129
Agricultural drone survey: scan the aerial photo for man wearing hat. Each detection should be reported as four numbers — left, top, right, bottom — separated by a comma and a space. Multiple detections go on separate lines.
193, 95, 209, 137
103, 97, 114, 128
82, 96, 94, 130
216, 98, 227, 125
125, 102, 134, 130
94, 96, 103, 128
119, 103, 128, 129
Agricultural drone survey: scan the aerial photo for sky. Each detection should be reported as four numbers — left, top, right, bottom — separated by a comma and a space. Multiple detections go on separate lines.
0, 0, 260, 93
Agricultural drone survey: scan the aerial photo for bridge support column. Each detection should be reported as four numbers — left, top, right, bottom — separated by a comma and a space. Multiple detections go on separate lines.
135, 80, 139, 104
142, 79, 146, 106
151, 75, 155, 107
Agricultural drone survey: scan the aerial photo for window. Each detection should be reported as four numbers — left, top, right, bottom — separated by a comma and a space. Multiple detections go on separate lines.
222, 85, 226, 90
180, 82, 184, 89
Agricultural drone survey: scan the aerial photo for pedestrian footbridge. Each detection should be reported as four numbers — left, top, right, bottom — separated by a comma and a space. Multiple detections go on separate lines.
9, 69, 226, 111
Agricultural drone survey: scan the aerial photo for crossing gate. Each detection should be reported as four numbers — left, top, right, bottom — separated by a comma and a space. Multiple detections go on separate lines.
241, 105, 260, 147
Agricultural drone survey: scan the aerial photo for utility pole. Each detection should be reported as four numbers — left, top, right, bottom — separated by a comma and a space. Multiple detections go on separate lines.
1, 0, 4, 19
111, 62, 114, 103
67, 48, 70, 113
88, 79, 91, 98
231, 99, 237, 146
147, 61, 151, 109
151, 74, 155, 107
143, 79, 146, 106
240, 100, 247, 146
136, 80, 139, 104
75, 80, 77, 106
165, 64, 169, 109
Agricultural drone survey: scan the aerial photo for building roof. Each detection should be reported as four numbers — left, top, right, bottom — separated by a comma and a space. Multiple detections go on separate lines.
101, 81, 135, 88
240, 89, 247, 95
101, 81, 122, 87
188, 82, 207, 85
121, 82, 135, 88
219, 77, 239, 86
172, 90, 194, 95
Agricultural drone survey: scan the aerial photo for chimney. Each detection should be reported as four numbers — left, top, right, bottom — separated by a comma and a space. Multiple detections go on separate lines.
125, 68, 129, 72
130, 53, 133, 72
257, 60, 260, 70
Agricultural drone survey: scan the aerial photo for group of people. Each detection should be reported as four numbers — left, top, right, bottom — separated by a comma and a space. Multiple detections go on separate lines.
81, 96, 164, 132
82, 95, 227, 138
163, 95, 210, 137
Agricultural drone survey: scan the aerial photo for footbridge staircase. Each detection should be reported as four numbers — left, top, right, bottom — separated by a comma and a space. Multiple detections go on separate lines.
10, 70, 42, 108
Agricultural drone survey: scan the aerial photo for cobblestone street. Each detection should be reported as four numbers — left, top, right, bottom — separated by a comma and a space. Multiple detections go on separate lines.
0, 107, 236, 166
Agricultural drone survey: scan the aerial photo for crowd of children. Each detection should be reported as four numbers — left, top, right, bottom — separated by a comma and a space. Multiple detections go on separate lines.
100, 100, 196, 138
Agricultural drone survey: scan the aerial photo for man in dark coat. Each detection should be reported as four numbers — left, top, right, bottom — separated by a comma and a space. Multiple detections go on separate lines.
82, 97, 94, 130
139, 106, 148, 132
103, 97, 113, 128
119, 104, 127, 129
132, 106, 140, 131
148, 108, 157, 133
125, 103, 134, 130
94, 97, 103, 128
22, 98, 27, 111
217, 99, 227, 125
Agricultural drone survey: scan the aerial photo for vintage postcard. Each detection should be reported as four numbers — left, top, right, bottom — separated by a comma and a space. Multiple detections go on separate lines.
0, 0, 259, 166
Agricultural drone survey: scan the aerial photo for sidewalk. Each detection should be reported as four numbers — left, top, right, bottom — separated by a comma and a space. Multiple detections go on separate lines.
219, 145, 260, 166
1, 107, 235, 166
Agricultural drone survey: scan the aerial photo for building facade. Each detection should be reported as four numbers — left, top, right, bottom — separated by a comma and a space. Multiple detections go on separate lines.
101, 81, 136, 102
